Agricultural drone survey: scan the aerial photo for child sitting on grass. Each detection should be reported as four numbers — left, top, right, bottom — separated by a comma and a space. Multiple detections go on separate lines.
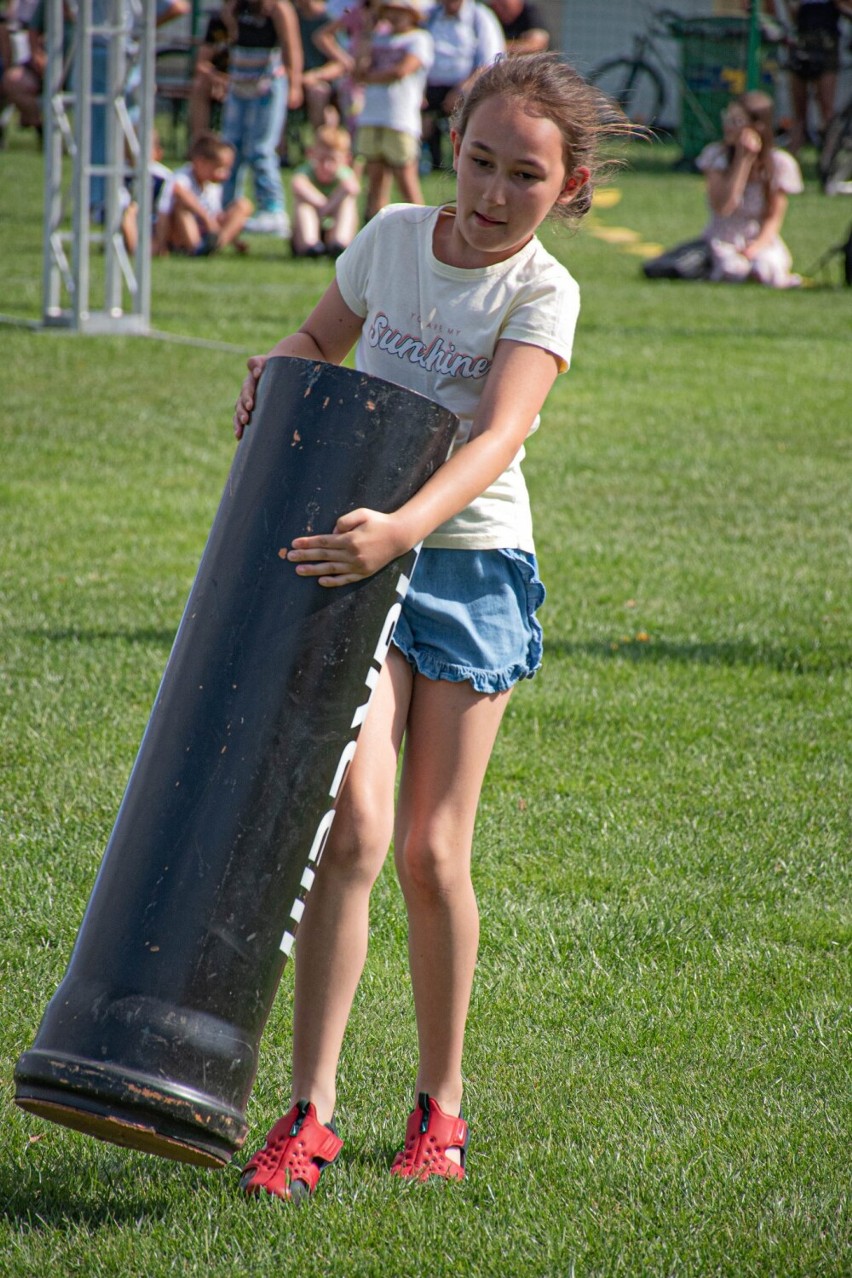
290, 123, 362, 257
697, 91, 803, 288
643, 91, 803, 287
154, 132, 253, 257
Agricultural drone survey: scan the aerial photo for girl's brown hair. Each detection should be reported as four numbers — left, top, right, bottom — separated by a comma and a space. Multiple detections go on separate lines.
451, 53, 638, 223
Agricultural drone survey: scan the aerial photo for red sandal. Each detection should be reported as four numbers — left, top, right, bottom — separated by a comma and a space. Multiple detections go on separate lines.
390, 1092, 469, 1182
240, 1100, 343, 1202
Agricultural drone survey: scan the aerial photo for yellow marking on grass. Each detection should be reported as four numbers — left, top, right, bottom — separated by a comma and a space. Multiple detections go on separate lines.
590, 226, 641, 244
586, 188, 662, 264
623, 242, 666, 258
592, 188, 623, 209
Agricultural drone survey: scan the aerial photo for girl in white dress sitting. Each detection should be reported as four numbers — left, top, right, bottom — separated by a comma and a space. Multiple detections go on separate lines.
697, 91, 804, 289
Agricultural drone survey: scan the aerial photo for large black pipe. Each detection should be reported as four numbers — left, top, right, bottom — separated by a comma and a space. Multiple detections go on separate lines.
14, 358, 457, 1168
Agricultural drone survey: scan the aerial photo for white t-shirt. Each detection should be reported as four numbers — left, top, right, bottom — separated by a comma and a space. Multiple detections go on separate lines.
336, 203, 580, 551
426, 0, 505, 86
157, 163, 224, 218
359, 28, 434, 139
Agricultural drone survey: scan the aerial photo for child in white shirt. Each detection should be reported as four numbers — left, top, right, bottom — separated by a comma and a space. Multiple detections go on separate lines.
155, 132, 253, 256
353, 0, 434, 218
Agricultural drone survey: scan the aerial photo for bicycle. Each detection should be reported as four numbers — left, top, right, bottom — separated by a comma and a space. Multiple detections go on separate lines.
588, 8, 674, 130
588, 6, 785, 137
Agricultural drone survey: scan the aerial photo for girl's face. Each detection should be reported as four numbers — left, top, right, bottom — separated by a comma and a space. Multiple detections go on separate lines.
722, 104, 752, 144
449, 96, 588, 268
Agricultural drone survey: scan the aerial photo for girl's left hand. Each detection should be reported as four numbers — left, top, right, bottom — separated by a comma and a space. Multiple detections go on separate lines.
285, 508, 410, 587
234, 356, 267, 439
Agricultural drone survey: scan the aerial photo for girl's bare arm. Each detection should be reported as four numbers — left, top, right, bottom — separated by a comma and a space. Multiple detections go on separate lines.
272, 0, 304, 104
746, 189, 788, 257
287, 339, 562, 586
356, 50, 423, 84
233, 281, 364, 439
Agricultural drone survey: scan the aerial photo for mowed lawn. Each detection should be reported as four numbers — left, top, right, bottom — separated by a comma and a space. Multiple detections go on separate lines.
0, 120, 850, 1277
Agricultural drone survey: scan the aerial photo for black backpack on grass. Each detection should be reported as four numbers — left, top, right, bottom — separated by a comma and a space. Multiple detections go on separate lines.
642, 238, 713, 281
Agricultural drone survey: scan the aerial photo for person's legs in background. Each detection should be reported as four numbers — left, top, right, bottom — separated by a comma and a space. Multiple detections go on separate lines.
222, 90, 251, 208
243, 75, 290, 236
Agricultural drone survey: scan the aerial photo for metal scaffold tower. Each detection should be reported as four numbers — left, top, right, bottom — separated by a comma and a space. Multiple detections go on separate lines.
42, 0, 154, 332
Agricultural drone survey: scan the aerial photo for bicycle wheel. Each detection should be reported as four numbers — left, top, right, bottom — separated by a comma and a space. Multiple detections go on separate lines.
588, 57, 666, 129
820, 97, 852, 194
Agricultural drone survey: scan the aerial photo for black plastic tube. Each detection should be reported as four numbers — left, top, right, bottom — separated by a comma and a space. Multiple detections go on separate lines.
14, 358, 457, 1167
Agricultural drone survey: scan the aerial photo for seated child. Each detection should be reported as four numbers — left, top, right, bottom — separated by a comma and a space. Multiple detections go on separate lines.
121, 129, 173, 255
155, 132, 253, 256
644, 91, 803, 288
697, 91, 803, 288
290, 122, 361, 256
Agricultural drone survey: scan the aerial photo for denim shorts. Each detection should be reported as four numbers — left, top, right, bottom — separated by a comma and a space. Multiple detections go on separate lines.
392, 548, 545, 694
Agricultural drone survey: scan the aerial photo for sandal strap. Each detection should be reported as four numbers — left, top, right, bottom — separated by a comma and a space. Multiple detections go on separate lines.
241, 1100, 343, 1199
391, 1092, 468, 1181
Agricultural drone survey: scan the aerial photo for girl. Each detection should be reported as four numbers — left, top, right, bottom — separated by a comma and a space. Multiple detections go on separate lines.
697, 90, 803, 288
221, 0, 304, 238
352, 0, 434, 218
233, 53, 625, 1201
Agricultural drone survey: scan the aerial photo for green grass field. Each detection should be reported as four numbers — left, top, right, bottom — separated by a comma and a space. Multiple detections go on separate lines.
1, 120, 850, 1276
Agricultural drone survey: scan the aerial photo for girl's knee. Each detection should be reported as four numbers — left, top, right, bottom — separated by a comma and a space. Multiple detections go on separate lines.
320, 825, 387, 887
397, 830, 472, 901
320, 793, 393, 886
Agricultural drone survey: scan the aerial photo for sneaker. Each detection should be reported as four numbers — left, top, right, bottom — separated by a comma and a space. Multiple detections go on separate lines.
244, 210, 291, 237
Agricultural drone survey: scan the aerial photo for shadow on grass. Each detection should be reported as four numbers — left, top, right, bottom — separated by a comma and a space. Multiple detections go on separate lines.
546, 637, 849, 675
337, 1141, 400, 1178
17, 626, 849, 675
0, 1161, 178, 1232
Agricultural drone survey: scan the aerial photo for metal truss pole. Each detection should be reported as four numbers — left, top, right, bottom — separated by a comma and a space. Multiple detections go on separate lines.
42, 0, 154, 333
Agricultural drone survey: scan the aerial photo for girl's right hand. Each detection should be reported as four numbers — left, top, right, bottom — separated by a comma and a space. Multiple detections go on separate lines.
737, 126, 761, 155
233, 355, 267, 439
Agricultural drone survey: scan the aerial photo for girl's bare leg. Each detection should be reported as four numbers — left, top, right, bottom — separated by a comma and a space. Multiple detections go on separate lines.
365, 160, 392, 220
788, 74, 809, 153
188, 65, 216, 143
290, 649, 413, 1125
394, 675, 512, 1146
393, 160, 424, 206
816, 70, 838, 136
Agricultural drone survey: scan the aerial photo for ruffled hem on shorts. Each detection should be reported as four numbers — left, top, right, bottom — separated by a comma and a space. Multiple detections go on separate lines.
393, 549, 545, 694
